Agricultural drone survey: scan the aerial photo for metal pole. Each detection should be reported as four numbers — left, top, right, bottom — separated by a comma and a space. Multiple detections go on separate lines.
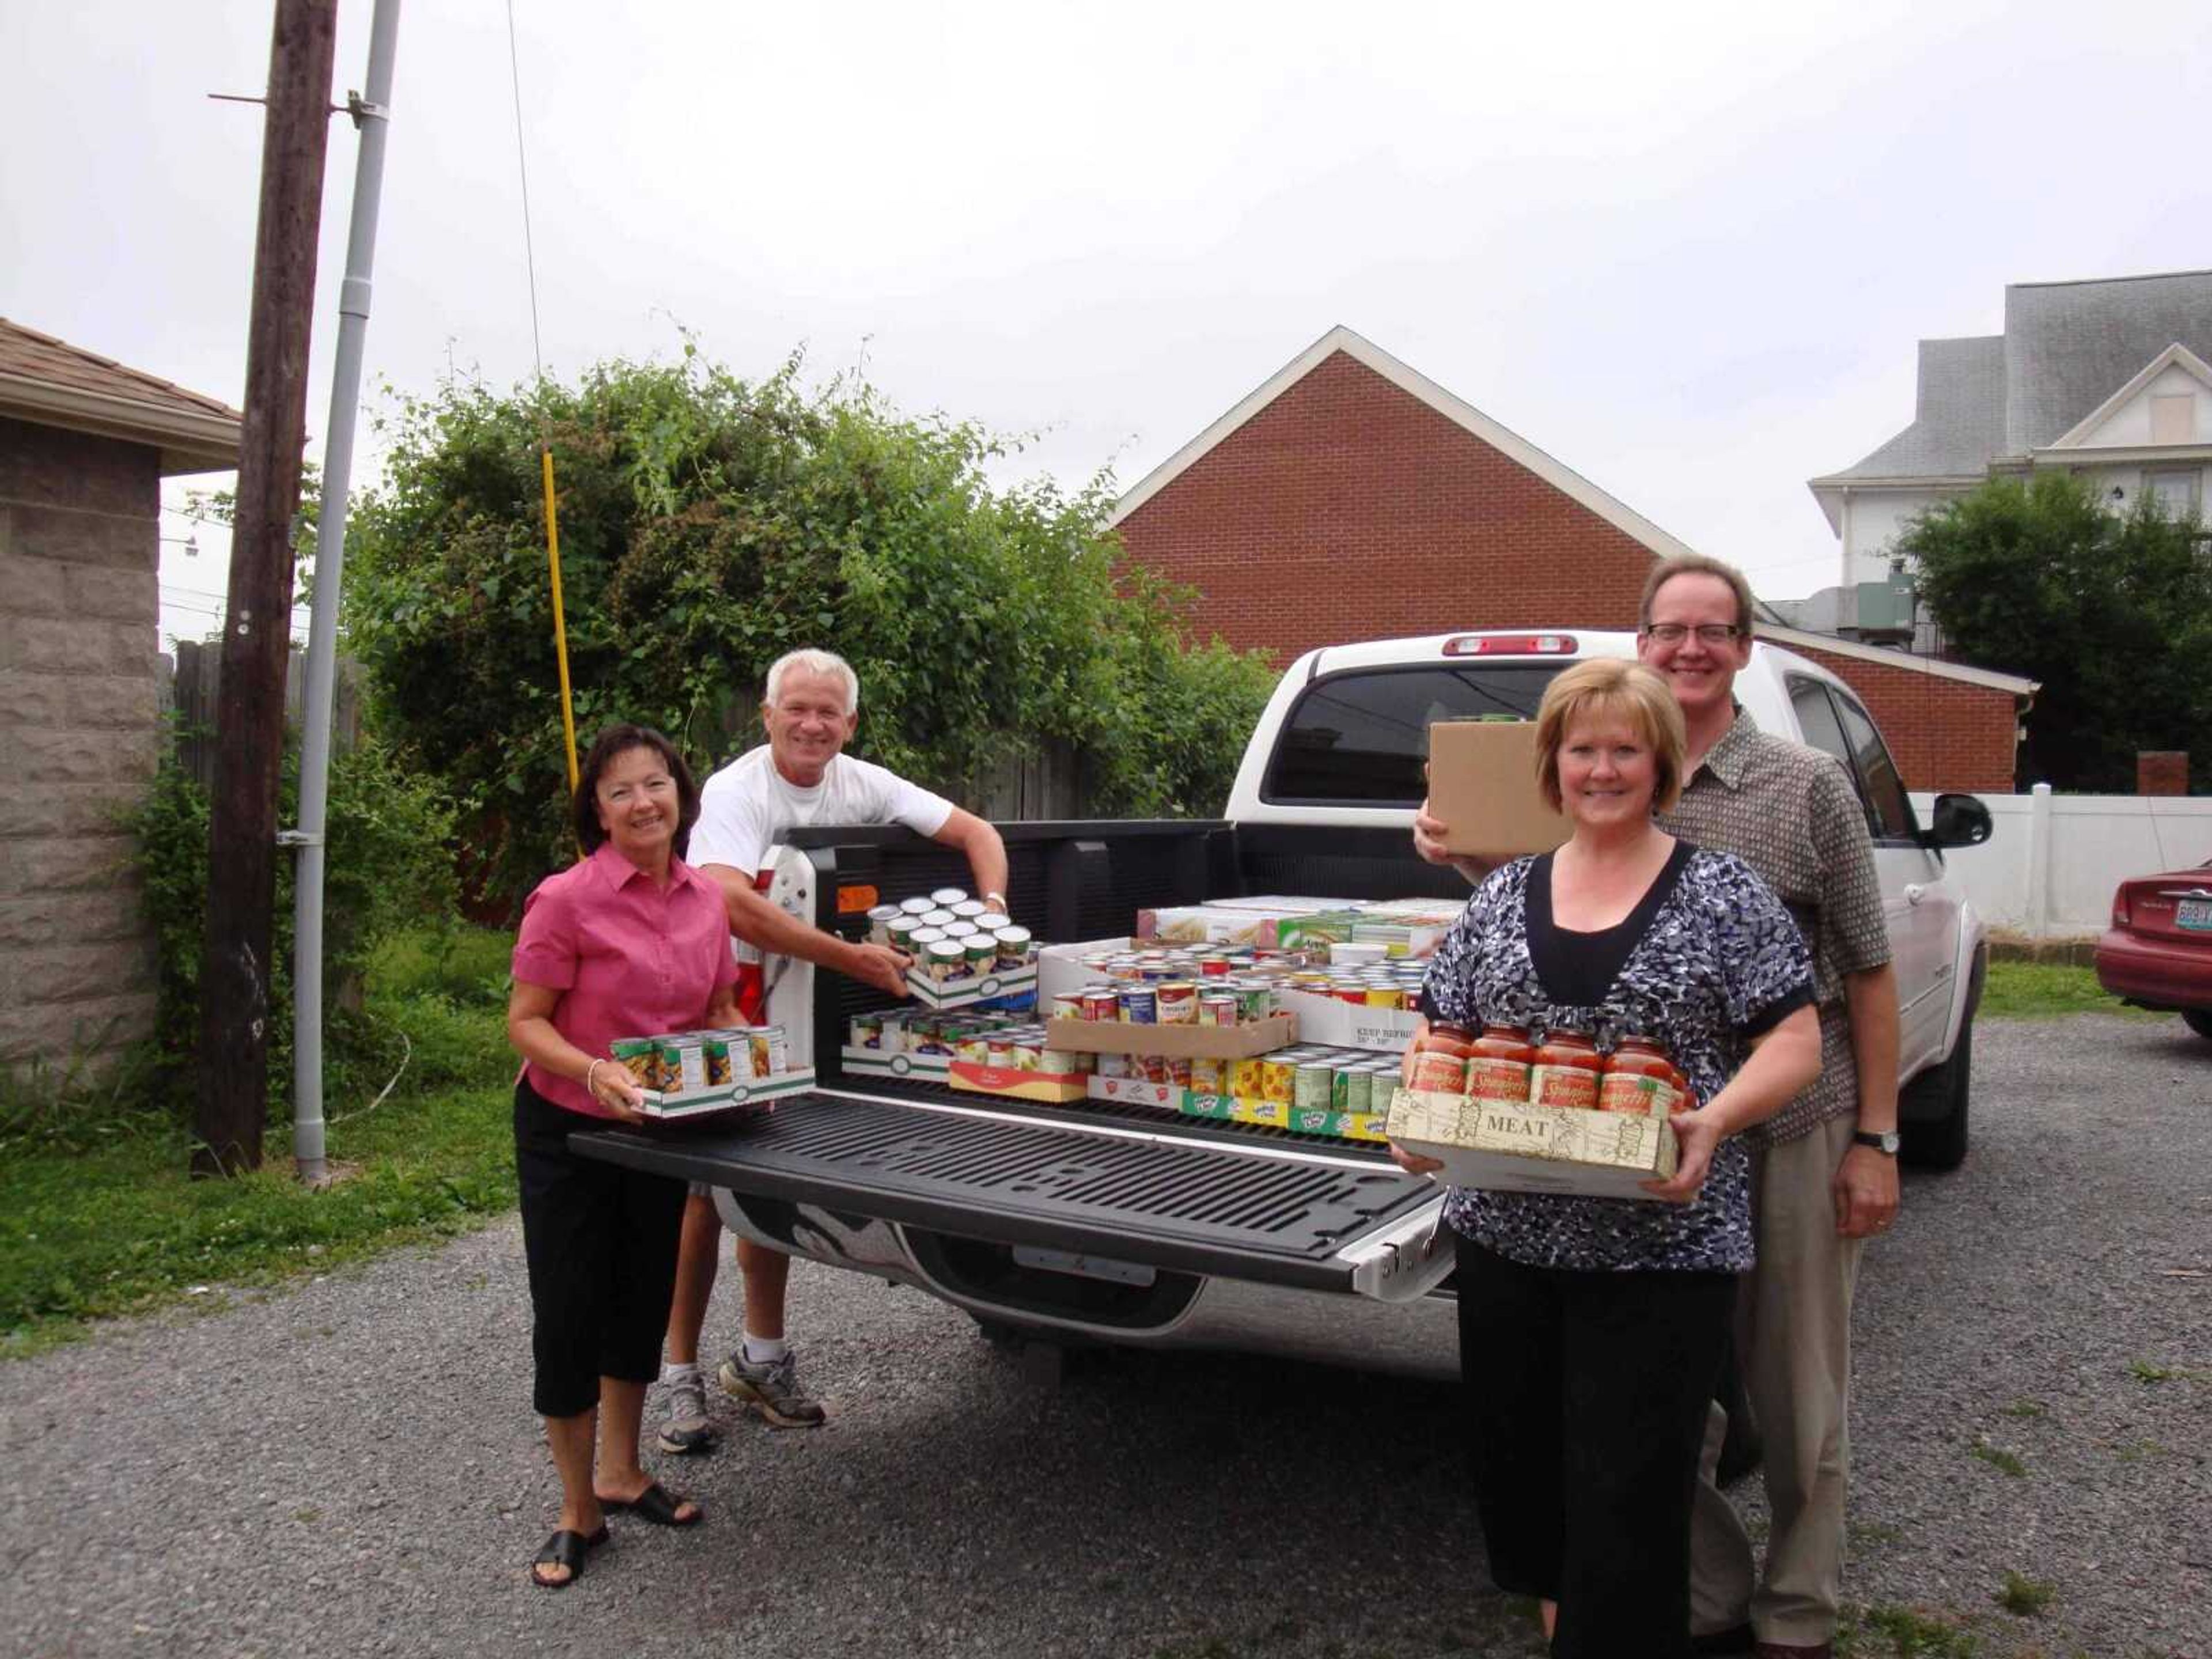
293, 0, 401, 1185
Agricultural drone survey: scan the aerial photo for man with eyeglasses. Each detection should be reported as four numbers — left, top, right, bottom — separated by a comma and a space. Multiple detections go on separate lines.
1414, 553, 1899, 1659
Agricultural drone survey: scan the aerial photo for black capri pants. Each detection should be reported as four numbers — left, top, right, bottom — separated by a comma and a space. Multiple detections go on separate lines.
1456, 1233, 1737, 1659
514, 1075, 687, 1418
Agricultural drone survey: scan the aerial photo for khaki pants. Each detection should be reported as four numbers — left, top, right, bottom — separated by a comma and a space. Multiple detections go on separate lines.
1691, 1113, 1863, 1646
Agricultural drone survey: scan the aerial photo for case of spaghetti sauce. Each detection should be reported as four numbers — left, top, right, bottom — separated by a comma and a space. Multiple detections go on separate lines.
1416, 1023, 1688, 1119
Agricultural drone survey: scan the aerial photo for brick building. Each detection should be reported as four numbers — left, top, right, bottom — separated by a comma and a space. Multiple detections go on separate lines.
1112, 326, 2032, 793
0, 319, 242, 1076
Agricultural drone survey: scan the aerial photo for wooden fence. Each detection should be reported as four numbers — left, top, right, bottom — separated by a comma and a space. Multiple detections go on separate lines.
157, 639, 362, 790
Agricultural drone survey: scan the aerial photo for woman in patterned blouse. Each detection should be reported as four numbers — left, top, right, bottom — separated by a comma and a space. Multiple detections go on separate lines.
1392, 660, 1820, 1659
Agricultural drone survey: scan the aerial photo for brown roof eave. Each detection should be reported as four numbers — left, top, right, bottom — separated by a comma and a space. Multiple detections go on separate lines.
0, 374, 244, 475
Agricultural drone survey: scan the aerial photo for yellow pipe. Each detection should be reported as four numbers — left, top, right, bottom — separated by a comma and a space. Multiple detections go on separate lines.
541, 442, 581, 794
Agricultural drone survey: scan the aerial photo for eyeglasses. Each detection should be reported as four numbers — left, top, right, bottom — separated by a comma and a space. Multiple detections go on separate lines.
1642, 623, 1743, 646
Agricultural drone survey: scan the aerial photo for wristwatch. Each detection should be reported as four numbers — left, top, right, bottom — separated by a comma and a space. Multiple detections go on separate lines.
1852, 1129, 1900, 1155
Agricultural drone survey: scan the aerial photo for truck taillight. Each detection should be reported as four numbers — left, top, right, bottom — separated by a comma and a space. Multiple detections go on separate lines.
2112, 888, 2131, 929
1442, 633, 1580, 657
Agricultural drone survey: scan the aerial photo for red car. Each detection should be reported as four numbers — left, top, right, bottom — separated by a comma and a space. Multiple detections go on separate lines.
2095, 858, 2212, 1041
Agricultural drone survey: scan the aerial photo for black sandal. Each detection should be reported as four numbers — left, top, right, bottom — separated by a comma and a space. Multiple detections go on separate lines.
600, 1480, 701, 1527
528, 1524, 608, 1589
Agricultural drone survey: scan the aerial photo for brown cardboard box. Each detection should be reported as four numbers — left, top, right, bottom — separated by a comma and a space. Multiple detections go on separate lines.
1385, 1086, 1679, 1200
1426, 720, 1571, 860
1044, 1011, 1299, 1059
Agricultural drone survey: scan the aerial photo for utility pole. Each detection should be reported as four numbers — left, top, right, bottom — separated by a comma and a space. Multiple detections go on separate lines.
195, 0, 341, 1177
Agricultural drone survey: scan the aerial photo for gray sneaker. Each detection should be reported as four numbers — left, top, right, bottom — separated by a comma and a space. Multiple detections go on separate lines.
654, 1368, 719, 1455
718, 1346, 827, 1428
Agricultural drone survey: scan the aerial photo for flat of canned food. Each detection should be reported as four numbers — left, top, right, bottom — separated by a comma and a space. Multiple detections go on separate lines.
847, 1009, 1095, 1074
609, 1025, 794, 1093
1093, 1045, 1404, 1111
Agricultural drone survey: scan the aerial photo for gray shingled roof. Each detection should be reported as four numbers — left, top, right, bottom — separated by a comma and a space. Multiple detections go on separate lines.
2005, 270, 2212, 449
1816, 270, 2212, 485
1825, 335, 2005, 480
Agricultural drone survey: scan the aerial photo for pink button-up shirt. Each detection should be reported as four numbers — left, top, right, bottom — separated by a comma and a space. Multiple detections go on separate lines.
512, 842, 738, 1119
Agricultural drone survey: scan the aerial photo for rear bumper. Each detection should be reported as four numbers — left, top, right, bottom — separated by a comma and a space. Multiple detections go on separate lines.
713, 1190, 1463, 1382
2094, 929, 2212, 1012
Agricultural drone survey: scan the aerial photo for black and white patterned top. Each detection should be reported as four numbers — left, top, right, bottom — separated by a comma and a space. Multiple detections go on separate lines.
1424, 843, 1813, 1273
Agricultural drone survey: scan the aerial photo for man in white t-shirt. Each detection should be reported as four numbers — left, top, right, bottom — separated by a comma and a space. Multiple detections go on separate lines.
656, 647, 1008, 1448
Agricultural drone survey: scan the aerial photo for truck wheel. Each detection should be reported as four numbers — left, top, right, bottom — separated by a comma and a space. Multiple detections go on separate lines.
1900, 1020, 1971, 1171
2182, 1010, 2212, 1042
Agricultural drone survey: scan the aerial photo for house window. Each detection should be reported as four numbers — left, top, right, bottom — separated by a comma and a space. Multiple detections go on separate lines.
2145, 467, 2202, 517
2150, 393, 2196, 445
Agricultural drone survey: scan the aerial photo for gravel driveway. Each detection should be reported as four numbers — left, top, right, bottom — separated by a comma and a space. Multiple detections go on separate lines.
1, 1013, 2205, 1659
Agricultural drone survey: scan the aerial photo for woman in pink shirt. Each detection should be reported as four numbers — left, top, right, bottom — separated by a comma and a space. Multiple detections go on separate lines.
506, 724, 740, 1589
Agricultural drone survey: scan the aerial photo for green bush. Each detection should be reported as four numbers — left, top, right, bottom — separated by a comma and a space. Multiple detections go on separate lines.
344, 350, 1281, 912
122, 733, 460, 1117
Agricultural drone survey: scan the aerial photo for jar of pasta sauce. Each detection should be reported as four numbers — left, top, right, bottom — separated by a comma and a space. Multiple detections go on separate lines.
1465, 1024, 1536, 1102
1530, 1027, 1604, 1110
1408, 1021, 1476, 1095
1598, 1036, 1688, 1118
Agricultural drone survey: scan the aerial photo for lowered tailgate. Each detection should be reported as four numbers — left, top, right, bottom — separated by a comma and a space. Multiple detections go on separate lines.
572, 1086, 1446, 1297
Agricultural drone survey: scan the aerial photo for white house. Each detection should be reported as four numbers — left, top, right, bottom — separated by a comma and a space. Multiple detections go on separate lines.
1806, 269, 2212, 626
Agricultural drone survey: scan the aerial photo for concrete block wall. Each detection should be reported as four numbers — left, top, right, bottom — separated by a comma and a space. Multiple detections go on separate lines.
0, 416, 164, 1073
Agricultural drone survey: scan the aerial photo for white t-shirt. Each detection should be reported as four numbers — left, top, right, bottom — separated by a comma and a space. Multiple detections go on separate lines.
687, 745, 956, 877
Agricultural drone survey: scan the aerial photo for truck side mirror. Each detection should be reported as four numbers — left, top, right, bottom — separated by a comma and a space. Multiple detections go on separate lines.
1919, 793, 1993, 850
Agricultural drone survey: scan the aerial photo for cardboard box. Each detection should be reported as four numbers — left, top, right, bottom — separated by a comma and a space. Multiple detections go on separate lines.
1044, 1011, 1298, 1059
638, 1066, 818, 1120
1087, 1074, 1184, 1112
1272, 985, 1424, 1054
902, 963, 1039, 1012
947, 1059, 1088, 1103
840, 1043, 953, 1082
1426, 719, 1572, 861
1385, 1086, 1679, 1199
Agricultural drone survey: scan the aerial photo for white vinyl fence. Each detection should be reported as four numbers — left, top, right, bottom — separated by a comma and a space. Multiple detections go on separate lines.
1911, 786, 2212, 937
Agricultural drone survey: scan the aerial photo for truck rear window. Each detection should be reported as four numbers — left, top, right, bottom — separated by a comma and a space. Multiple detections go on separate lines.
1263, 664, 1567, 805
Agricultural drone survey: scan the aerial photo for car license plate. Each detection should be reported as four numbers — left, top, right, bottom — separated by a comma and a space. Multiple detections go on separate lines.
2179, 897, 2212, 932
1011, 1245, 1157, 1287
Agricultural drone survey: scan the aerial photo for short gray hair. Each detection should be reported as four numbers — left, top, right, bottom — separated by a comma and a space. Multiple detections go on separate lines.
763, 647, 859, 715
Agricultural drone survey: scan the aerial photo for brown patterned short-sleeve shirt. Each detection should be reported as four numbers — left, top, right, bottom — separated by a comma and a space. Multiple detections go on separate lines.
1656, 710, 1891, 1144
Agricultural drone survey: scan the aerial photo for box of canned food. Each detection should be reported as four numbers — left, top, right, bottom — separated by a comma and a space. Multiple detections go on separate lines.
1385, 1086, 1680, 1199
1272, 984, 1426, 1054
946, 1059, 1088, 1104
902, 960, 1040, 1012
1043, 1010, 1298, 1059
1086, 1074, 1185, 1112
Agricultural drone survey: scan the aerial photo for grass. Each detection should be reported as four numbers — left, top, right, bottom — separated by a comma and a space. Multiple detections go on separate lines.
0, 925, 517, 1359
1978, 961, 2160, 1021
1968, 1439, 2028, 1478
1998, 1399, 2047, 1419
1839, 1604, 1982, 1657
1995, 1572, 2056, 1618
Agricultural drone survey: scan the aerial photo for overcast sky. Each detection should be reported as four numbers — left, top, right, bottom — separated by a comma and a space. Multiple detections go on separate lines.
8, 0, 2211, 647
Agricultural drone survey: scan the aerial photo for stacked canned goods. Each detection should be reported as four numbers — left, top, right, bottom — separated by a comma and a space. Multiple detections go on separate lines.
1057, 942, 1428, 1018
865, 889, 1035, 983
849, 1007, 1040, 1056
609, 1024, 792, 1093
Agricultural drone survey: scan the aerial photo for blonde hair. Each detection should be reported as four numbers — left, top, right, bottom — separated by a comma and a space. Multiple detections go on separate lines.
1533, 659, 1687, 814
763, 647, 859, 715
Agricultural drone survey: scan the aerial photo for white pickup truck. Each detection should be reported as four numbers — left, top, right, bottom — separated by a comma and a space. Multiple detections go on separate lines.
576, 627, 1993, 1378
